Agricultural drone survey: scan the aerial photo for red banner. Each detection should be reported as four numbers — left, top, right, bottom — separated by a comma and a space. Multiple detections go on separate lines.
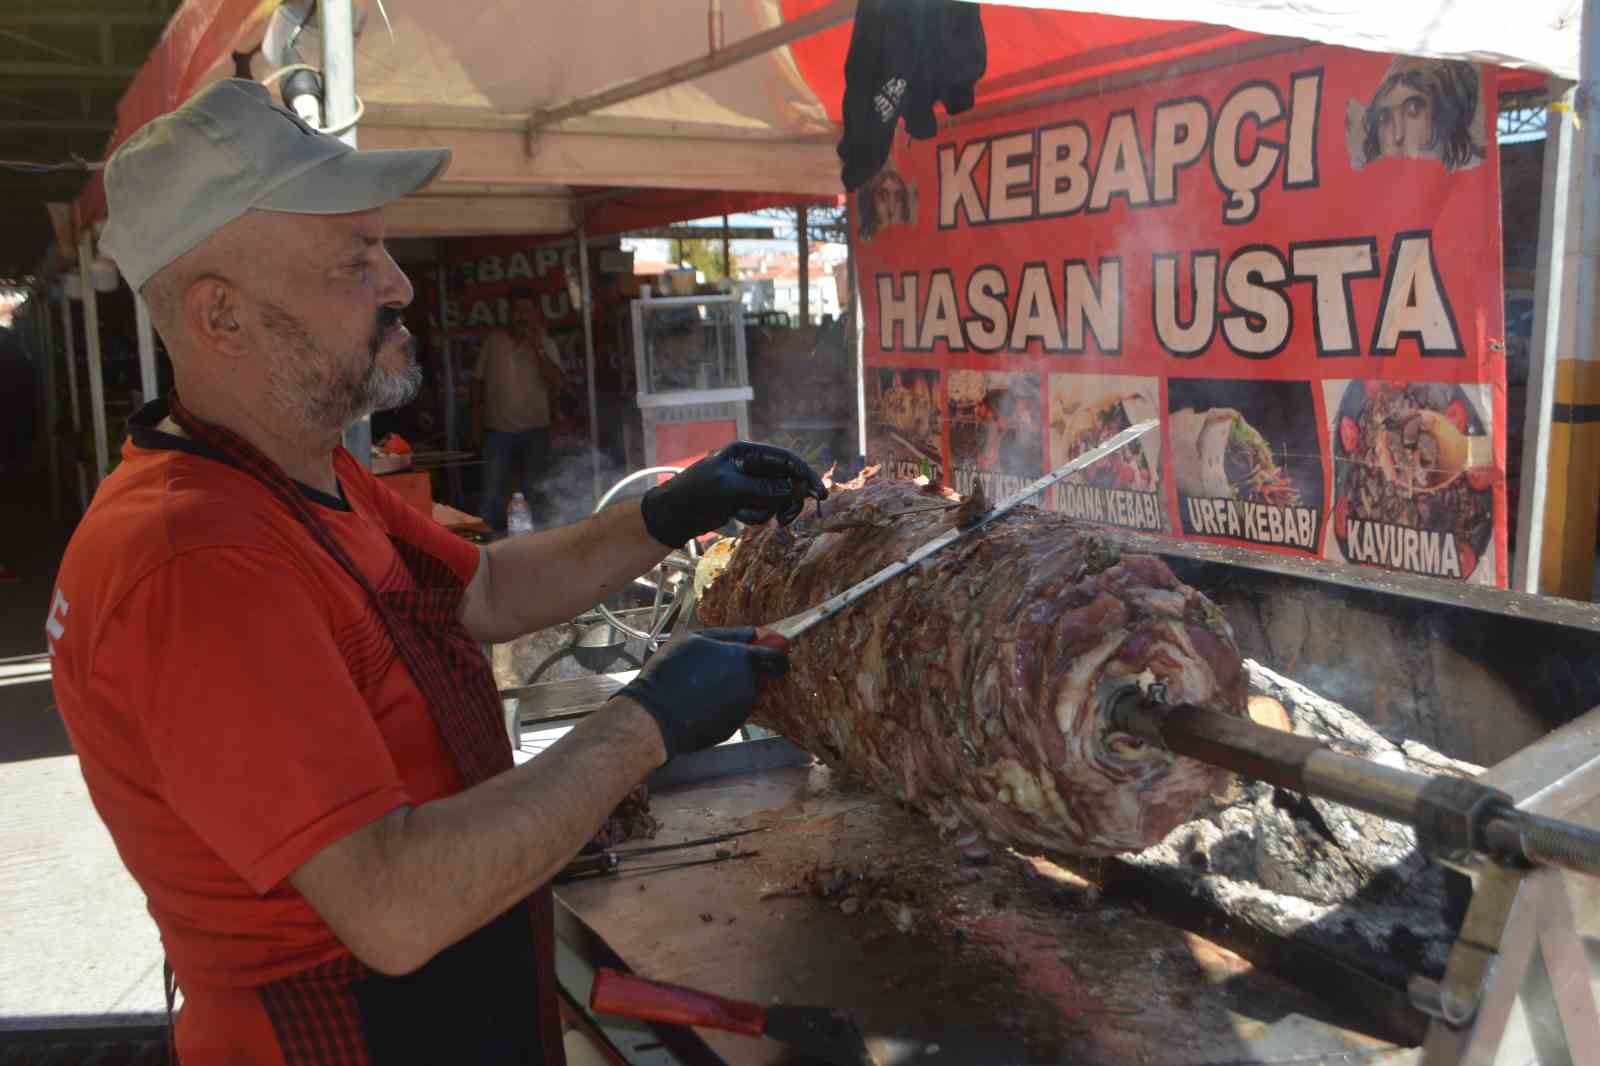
856, 44, 1507, 585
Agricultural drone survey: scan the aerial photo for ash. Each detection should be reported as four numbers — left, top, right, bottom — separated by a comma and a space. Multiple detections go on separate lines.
1127, 661, 1482, 977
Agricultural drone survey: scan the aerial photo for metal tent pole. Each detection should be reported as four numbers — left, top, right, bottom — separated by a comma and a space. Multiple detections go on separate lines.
578, 222, 601, 505
39, 286, 60, 520
78, 230, 109, 487
845, 196, 865, 459
133, 285, 158, 405
796, 205, 809, 327
1513, 88, 1579, 592
323, 0, 371, 468
59, 280, 86, 511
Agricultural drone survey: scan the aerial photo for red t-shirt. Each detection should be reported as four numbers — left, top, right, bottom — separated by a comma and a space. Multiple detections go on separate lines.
49, 408, 483, 1062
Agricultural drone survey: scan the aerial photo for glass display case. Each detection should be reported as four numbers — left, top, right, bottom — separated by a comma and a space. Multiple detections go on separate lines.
630, 289, 753, 467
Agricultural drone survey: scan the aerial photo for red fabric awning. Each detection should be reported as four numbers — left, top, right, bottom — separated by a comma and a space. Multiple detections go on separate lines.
780, 0, 1548, 118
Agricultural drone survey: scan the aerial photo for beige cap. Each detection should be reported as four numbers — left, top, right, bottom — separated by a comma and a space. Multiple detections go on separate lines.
101, 78, 450, 290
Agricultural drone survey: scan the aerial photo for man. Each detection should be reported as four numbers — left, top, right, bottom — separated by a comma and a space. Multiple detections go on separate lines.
473, 291, 566, 531
48, 79, 824, 1065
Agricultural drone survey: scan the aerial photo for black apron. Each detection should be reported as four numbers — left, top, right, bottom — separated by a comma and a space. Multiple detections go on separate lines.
166, 395, 564, 1066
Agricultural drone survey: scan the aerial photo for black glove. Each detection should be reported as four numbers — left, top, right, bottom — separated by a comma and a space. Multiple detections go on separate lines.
617, 627, 789, 761
640, 441, 828, 549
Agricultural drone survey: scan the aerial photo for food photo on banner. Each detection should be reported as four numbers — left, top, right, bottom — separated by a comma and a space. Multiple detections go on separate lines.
1325, 380, 1499, 583
1046, 375, 1166, 533
866, 367, 944, 480
947, 370, 1043, 497
1169, 379, 1326, 554
852, 40, 1507, 585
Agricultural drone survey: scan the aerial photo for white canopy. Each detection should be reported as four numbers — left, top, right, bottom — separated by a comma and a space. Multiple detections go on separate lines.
980, 0, 1581, 80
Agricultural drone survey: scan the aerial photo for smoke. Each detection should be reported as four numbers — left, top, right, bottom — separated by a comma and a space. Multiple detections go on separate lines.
527, 447, 639, 531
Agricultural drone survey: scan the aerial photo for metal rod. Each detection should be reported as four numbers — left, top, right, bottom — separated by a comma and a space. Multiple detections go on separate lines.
525, 0, 856, 133
1513, 86, 1578, 592
1115, 698, 1600, 878
845, 194, 865, 459
59, 282, 78, 433
78, 229, 108, 487
1117, 700, 1428, 825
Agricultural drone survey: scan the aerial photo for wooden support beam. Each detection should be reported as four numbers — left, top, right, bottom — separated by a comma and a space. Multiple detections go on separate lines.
525, 0, 856, 133
382, 194, 576, 237
363, 124, 843, 197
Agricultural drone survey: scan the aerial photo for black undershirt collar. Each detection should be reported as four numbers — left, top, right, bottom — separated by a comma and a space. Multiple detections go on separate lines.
128, 398, 351, 512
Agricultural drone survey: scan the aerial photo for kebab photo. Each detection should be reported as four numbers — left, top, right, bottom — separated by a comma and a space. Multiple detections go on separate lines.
696, 423, 1244, 858
1330, 381, 1496, 578
1171, 406, 1299, 506
947, 370, 1041, 474
1049, 384, 1160, 493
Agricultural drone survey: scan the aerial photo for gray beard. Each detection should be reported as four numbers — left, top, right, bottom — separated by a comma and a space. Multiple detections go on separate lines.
259, 301, 421, 434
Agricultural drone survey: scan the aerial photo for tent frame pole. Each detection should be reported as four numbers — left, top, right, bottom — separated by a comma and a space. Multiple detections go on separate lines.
78, 230, 109, 487
578, 220, 602, 506
525, 0, 856, 140
1513, 84, 1579, 592
59, 281, 79, 435
846, 196, 865, 460
39, 285, 61, 521
133, 286, 158, 405
324, 0, 371, 468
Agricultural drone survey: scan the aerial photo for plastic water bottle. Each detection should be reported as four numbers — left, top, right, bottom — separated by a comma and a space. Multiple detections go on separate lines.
507, 492, 533, 535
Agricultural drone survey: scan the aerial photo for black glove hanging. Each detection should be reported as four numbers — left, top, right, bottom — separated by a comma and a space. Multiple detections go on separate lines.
640, 441, 827, 550
837, 0, 987, 192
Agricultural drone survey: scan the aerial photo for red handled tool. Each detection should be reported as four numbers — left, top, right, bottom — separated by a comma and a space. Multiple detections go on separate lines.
590, 968, 878, 1066
751, 419, 1158, 653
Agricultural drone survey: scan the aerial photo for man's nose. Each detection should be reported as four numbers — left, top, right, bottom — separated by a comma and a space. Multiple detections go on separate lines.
376, 246, 414, 308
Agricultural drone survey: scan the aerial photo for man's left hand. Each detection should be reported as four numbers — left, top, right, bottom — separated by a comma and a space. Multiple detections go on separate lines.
640, 442, 828, 548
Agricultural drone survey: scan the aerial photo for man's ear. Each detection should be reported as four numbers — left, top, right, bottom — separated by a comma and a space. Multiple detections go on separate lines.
182, 276, 250, 357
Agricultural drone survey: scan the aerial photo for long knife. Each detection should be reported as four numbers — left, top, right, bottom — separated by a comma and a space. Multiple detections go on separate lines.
752, 419, 1159, 650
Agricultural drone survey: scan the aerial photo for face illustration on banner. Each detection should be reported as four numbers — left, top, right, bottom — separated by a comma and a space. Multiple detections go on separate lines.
1346, 58, 1487, 172
1325, 380, 1498, 582
858, 161, 917, 242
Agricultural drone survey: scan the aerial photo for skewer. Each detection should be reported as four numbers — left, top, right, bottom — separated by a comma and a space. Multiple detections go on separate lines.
1105, 689, 1600, 878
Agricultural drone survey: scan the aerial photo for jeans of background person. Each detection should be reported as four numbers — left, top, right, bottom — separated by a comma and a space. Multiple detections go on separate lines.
480, 427, 552, 533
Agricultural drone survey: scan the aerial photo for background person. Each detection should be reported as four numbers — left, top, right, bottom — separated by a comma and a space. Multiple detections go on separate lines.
472, 288, 566, 531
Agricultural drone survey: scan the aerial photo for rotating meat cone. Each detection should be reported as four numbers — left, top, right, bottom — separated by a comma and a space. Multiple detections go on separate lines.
697, 477, 1246, 856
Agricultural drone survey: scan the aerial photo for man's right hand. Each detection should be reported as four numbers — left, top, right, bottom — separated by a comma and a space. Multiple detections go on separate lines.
617, 628, 788, 761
